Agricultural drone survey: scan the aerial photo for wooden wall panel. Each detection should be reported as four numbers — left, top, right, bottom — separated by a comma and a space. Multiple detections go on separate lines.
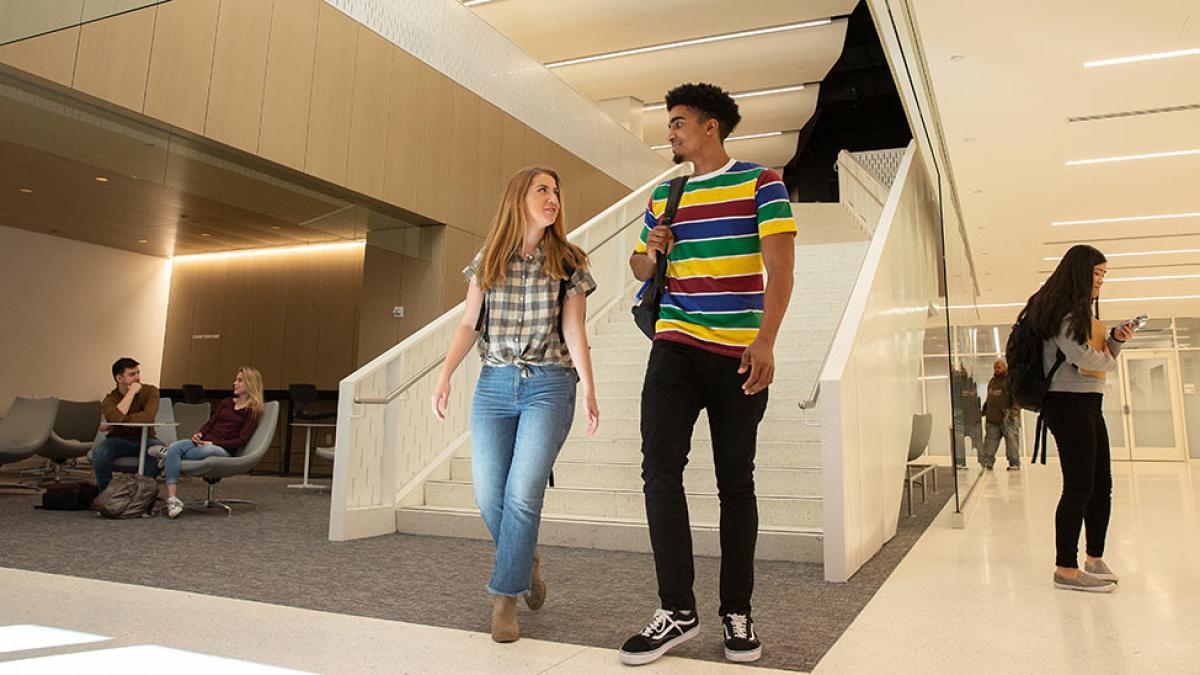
380, 49, 421, 209
345, 27, 392, 200
442, 226, 476, 313
357, 243, 402, 366
475, 101, 504, 238
217, 259, 256, 384
160, 259, 199, 388
0, 25, 80, 86
315, 247, 363, 388
280, 255, 321, 386
259, 0, 320, 170
397, 227, 445, 342
412, 69, 454, 225
143, 0, 220, 134
205, 0, 273, 153
304, 3, 357, 185
186, 258, 227, 388
248, 254, 289, 390
447, 84, 480, 232
73, 6, 157, 112
498, 113, 527, 188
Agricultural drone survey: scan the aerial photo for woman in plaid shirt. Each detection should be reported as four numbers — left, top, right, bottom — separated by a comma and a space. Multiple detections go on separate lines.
432, 166, 600, 643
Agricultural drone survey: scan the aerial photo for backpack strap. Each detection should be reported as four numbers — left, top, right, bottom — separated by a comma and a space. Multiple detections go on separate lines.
1047, 348, 1065, 380
474, 290, 490, 343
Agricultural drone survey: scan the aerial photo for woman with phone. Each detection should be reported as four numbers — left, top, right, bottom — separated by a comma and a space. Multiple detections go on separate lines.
1018, 244, 1134, 593
430, 166, 599, 642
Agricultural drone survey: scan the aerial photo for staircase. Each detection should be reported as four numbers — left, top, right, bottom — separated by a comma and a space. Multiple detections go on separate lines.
395, 202, 870, 562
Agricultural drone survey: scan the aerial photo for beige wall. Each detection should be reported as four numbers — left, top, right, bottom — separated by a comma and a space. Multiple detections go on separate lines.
0, 224, 171, 417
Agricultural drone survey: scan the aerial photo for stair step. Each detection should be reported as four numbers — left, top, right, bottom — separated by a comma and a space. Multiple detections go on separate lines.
395, 506, 823, 562
461, 437, 822, 468
424, 481, 822, 529
575, 396, 819, 421
449, 457, 822, 496
571, 416, 817, 444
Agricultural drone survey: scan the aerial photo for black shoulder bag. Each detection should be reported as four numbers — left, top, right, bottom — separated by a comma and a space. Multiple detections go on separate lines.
631, 175, 689, 339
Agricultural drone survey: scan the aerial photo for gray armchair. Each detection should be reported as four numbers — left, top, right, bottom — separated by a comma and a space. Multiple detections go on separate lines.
173, 402, 211, 442
35, 399, 100, 482
182, 401, 279, 516
0, 397, 59, 492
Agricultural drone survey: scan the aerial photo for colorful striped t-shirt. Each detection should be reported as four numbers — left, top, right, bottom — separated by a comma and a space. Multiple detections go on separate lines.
633, 160, 797, 358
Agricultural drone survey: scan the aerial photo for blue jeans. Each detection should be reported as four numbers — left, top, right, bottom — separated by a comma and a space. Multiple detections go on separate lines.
471, 365, 577, 597
162, 439, 230, 485
92, 435, 165, 491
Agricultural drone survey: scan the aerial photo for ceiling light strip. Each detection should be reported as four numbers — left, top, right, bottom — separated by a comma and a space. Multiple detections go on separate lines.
1084, 48, 1200, 68
650, 130, 786, 150
1067, 103, 1200, 123
643, 83, 811, 111
1051, 211, 1200, 226
462, 0, 495, 6
948, 295, 1200, 310
1065, 148, 1200, 166
1105, 273, 1200, 283
173, 240, 365, 263
1044, 248, 1200, 261
546, 18, 834, 69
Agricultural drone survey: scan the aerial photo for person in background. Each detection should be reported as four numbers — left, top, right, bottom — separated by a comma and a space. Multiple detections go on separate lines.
431, 166, 599, 644
1018, 244, 1133, 593
980, 359, 1021, 471
93, 357, 163, 491
152, 366, 264, 519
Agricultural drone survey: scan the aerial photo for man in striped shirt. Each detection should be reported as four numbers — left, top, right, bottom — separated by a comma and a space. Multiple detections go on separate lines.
619, 83, 796, 667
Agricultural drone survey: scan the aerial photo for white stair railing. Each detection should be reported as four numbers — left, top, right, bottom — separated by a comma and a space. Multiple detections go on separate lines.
329, 162, 693, 541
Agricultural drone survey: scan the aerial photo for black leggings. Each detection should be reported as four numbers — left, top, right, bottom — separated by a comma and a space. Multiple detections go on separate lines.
1042, 392, 1112, 568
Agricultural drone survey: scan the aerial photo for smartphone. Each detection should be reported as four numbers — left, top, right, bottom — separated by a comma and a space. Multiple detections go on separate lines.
1126, 314, 1149, 331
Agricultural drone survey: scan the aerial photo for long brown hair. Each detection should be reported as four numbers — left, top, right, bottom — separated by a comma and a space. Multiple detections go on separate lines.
238, 366, 265, 415
476, 166, 588, 291
1020, 244, 1107, 344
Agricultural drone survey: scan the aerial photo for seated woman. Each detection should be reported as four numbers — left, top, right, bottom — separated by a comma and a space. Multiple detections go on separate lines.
157, 366, 264, 519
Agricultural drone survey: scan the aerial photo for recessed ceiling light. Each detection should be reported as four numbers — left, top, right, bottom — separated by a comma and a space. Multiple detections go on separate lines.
1044, 247, 1200, 261
972, 189, 983, 194
271, 225, 282, 230
950, 54, 966, 62
200, 233, 211, 237
1066, 148, 1200, 166
546, 18, 834, 68
18, 187, 33, 193
651, 130, 785, 150
94, 176, 109, 182
1084, 47, 1200, 68
137, 238, 149, 244
643, 83, 809, 111
1051, 211, 1200, 227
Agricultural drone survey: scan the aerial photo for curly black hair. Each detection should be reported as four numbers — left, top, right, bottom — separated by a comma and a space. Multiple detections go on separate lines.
664, 83, 741, 141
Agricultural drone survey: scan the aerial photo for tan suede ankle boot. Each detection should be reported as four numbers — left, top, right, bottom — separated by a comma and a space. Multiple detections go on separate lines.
526, 549, 546, 611
491, 595, 520, 643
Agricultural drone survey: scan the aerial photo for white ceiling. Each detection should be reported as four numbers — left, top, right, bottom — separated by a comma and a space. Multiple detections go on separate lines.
910, 0, 1200, 318
467, 0, 857, 169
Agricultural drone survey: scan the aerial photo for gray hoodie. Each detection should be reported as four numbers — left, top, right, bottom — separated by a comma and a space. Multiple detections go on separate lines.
1043, 318, 1123, 394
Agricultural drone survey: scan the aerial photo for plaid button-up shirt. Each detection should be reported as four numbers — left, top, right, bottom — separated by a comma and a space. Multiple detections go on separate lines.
464, 246, 597, 371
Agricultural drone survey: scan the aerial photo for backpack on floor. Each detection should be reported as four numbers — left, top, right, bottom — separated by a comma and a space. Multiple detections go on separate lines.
38, 481, 99, 511
93, 473, 159, 519
1004, 313, 1065, 464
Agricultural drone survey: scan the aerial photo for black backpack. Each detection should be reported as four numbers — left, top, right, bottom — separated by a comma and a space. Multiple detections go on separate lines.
1004, 313, 1064, 464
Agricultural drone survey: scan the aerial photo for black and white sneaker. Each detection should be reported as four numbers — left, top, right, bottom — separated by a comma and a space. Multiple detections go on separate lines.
618, 608, 699, 666
722, 613, 761, 663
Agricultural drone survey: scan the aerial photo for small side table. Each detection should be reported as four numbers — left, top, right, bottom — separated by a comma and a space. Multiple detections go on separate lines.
103, 421, 179, 475
288, 422, 335, 490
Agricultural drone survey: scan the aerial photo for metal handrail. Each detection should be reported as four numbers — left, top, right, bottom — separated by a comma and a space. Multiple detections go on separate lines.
351, 214, 641, 406
351, 162, 693, 406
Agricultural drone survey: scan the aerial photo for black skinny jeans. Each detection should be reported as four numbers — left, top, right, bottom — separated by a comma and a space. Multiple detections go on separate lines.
1042, 392, 1112, 568
640, 340, 768, 616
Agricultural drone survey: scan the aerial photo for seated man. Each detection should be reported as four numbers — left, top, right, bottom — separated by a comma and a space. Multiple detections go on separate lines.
93, 357, 164, 491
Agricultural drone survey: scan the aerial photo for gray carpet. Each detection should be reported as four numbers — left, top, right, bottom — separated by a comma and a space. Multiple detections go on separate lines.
0, 468, 953, 672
